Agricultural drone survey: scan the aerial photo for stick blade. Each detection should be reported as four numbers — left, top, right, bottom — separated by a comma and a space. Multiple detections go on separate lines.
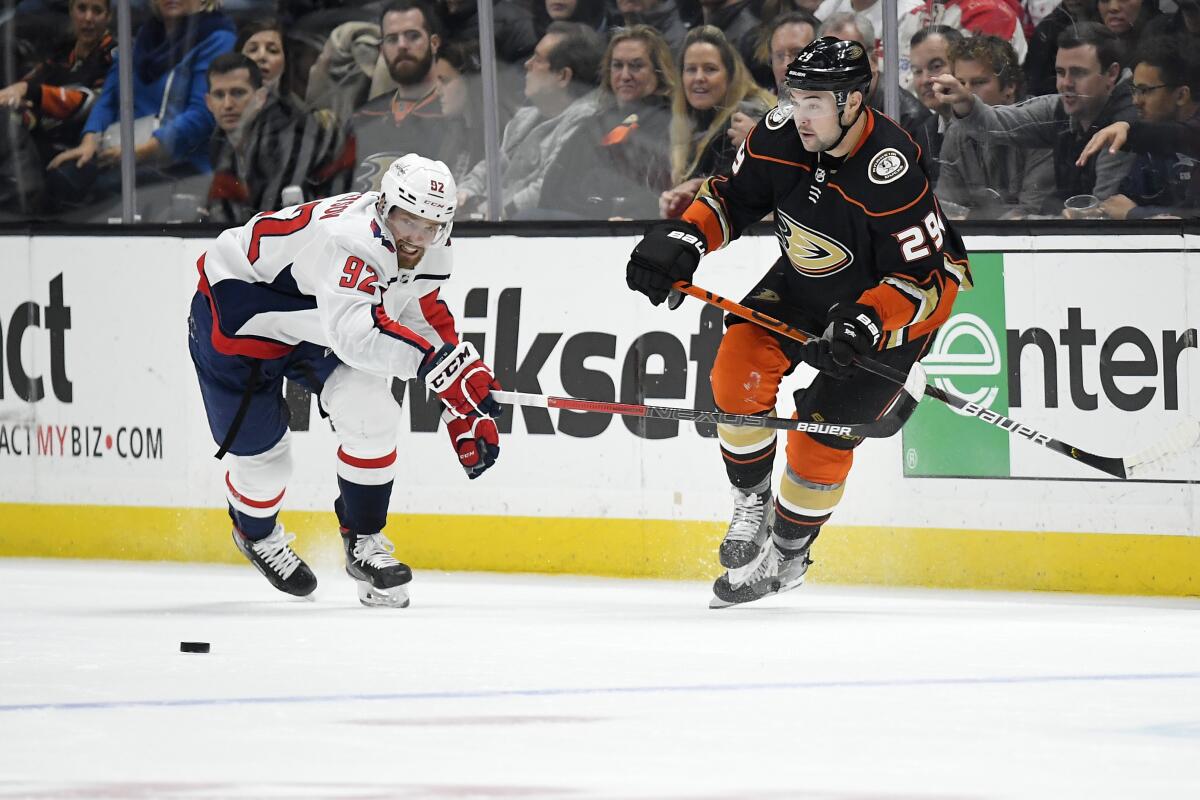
1124, 416, 1200, 479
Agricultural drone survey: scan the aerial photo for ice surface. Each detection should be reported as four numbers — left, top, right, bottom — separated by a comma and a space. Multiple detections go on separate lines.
2, 559, 1199, 799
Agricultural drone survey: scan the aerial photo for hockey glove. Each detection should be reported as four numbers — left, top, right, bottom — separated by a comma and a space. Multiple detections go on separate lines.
800, 303, 882, 379
444, 409, 500, 479
824, 302, 883, 366
419, 341, 502, 419
626, 220, 706, 307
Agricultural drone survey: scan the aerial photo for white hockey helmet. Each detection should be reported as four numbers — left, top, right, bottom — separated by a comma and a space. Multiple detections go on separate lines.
377, 153, 457, 247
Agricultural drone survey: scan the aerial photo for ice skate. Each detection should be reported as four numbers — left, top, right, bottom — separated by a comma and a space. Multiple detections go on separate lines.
232, 524, 317, 597
710, 541, 811, 609
719, 486, 774, 585
343, 532, 412, 608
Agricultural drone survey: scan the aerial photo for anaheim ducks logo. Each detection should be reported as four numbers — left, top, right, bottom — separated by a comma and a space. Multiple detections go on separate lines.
353, 152, 402, 193
775, 210, 853, 277
765, 104, 790, 130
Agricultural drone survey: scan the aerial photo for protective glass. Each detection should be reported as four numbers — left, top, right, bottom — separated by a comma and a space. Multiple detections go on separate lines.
386, 209, 447, 247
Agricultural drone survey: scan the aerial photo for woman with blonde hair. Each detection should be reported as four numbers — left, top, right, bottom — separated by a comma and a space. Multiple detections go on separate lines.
661, 25, 773, 217
539, 24, 679, 218
46, 0, 235, 216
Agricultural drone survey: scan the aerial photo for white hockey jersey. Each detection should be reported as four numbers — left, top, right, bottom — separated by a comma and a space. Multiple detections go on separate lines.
196, 191, 458, 380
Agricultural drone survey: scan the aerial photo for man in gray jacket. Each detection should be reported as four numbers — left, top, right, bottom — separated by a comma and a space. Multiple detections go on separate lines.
456, 22, 604, 219
935, 35, 1055, 219
932, 22, 1137, 216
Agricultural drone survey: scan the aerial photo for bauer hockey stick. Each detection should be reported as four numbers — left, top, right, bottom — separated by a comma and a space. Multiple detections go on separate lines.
671, 281, 1200, 480
491, 386, 922, 439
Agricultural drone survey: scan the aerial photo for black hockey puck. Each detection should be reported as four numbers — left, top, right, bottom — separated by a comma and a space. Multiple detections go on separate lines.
180, 641, 210, 654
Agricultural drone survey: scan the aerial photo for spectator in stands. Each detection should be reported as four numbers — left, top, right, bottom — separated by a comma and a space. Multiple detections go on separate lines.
435, 0, 538, 67
1091, 40, 1199, 218
456, 22, 604, 218
935, 35, 1055, 218
539, 25, 678, 218
747, 6, 818, 89
615, 0, 690, 61
908, 25, 962, 180
814, 0, 922, 67
237, 18, 303, 107
304, 19, 394, 120
726, 10, 819, 148
898, 1, 1028, 89
1025, 0, 1094, 97
351, 0, 479, 186
934, 22, 1137, 215
45, 0, 236, 217
204, 53, 353, 224
1094, 0, 1161, 56
700, 0, 762, 72
818, 12, 936, 164
660, 26, 774, 216
533, 0, 611, 37
0, 0, 114, 213
1145, 0, 1200, 41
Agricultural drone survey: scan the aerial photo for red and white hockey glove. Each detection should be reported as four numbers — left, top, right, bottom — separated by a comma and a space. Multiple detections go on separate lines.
443, 409, 500, 479
419, 341, 502, 419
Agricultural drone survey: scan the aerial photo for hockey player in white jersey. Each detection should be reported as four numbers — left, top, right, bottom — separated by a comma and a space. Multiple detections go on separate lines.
188, 154, 502, 608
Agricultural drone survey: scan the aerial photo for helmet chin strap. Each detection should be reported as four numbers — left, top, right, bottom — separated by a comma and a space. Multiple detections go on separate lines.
823, 95, 865, 153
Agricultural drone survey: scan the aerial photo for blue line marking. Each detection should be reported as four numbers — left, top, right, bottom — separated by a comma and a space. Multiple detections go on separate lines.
4, 671, 1199, 713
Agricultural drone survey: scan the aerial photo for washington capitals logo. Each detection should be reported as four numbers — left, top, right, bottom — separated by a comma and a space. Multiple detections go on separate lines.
370, 219, 396, 253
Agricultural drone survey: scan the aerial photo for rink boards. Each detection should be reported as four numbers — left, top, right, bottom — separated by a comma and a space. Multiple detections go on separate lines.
0, 230, 1198, 594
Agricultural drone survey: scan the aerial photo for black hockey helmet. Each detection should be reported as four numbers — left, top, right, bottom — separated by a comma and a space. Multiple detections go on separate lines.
783, 36, 872, 108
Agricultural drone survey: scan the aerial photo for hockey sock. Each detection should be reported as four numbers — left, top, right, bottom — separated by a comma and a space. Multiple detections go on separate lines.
333, 445, 397, 535
773, 465, 845, 558
718, 424, 776, 490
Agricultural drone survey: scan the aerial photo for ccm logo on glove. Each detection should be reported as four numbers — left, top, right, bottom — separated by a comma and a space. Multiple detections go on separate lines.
419, 341, 502, 419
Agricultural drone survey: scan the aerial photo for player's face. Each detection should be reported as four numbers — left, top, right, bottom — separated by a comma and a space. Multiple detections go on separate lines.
1131, 63, 1179, 123
769, 23, 816, 91
682, 43, 729, 112
204, 69, 263, 133
609, 40, 658, 106
787, 90, 842, 151
953, 58, 1014, 106
242, 30, 285, 89
69, 0, 109, 47
1055, 45, 1114, 120
545, 0, 577, 20
1098, 0, 1142, 35
381, 10, 439, 87
385, 207, 445, 266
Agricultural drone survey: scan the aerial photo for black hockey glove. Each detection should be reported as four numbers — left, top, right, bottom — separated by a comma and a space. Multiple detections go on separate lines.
626, 220, 706, 307
800, 302, 882, 379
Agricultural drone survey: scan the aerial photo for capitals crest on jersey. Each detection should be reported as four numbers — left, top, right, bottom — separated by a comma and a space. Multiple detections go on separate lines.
775, 210, 853, 277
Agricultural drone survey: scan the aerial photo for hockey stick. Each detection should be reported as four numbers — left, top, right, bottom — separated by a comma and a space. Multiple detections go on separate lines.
490, 388, 920, 439
671, 281, 1200, 480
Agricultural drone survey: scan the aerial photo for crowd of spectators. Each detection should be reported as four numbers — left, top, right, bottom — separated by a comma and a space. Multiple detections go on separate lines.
0, 0, 1195, 223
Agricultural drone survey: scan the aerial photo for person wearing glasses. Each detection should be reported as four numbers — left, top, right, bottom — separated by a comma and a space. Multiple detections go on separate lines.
1087, 39, 1199, 219
931, 21, 1137, 216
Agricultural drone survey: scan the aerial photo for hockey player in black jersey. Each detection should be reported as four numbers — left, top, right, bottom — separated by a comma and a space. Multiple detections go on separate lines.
626, 37, 971, 607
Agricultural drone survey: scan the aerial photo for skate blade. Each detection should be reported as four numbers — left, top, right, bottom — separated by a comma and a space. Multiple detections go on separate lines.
355, 580, 410, 608
725, 546, 772, 588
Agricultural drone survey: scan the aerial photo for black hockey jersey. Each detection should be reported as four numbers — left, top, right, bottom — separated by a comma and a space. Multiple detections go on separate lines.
682, 107, 971, 349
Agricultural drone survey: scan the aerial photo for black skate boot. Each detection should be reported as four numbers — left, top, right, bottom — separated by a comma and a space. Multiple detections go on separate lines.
343, 531, 412, 608
719, 486, 774, 584
232, 524, 317, 597
710, 541, 812, 609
